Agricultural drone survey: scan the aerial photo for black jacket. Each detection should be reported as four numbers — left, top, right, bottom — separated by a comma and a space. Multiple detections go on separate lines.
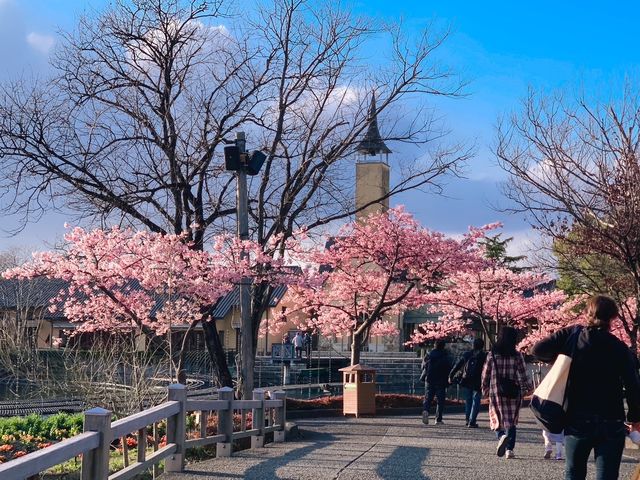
450, 349, 486, 391
420, 349, 452, 387
532, 326, 640, 424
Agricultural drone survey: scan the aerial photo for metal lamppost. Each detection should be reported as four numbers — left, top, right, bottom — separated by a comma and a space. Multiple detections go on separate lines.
224, 132, 266, 397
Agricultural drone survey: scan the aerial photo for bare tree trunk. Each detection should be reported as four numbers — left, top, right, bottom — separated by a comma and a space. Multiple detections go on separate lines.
350, 331, 362, 366
201, 320, 233, 388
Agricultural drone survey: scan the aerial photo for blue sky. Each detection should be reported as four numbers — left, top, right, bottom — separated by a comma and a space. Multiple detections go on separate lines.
0, 0, 638, 254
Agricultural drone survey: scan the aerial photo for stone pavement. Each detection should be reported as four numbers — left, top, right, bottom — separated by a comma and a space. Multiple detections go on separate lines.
162, 409, 640, 479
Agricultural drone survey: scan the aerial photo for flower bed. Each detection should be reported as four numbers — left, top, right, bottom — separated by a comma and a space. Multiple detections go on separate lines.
287, 394, 464, 411
0, 412, 83, 464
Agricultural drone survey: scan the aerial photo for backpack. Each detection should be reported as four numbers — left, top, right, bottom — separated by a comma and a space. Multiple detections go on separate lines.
460, 351, 485, 387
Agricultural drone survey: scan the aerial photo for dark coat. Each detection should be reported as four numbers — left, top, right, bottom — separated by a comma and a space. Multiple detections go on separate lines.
420, 348, 452, 387
450, 349, 487, 391
532, 326, 640, 425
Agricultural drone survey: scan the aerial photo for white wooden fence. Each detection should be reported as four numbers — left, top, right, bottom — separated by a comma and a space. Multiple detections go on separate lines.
0, 385, 287, 480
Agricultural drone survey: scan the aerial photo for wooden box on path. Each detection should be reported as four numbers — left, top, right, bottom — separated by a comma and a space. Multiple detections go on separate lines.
339, 364, 376, 417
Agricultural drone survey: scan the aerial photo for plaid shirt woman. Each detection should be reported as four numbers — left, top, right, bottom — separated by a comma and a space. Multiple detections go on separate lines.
482, 326, 532, 459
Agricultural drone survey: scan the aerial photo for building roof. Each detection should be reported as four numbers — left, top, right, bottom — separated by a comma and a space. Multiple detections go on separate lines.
0, 277, 290, 322
210, 284, 288, 319
356, 94, 392, 156
0, 278, 68, 319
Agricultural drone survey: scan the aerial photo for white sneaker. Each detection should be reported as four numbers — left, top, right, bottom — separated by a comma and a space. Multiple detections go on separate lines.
496, 435, 509, 457
555, 452, 564, 461
506, 450, 515, 459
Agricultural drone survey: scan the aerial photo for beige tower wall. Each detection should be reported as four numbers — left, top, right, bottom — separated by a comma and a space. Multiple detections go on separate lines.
355, 161, 390, 221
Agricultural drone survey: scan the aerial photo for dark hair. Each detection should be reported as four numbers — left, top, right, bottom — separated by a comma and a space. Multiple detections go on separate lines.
473, 338, 484, 351
587, 295, 618, 330
435, 339, 446, 350
493, 326, 518, 356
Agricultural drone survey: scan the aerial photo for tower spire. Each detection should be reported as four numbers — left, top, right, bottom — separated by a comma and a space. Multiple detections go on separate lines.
356, 93, 391, 156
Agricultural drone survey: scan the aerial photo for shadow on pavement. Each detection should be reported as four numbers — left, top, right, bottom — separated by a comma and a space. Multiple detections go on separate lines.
376, 446, 431, 480
239, 430, 338, 479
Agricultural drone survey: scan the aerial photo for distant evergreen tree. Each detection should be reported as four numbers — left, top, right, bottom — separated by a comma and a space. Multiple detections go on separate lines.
480, 234, 527, 272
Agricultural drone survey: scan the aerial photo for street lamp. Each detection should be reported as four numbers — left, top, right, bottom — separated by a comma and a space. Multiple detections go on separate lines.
224, 132, 267, 397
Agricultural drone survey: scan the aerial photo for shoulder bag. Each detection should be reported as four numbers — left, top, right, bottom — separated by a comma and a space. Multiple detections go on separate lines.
529, 326, 582, 434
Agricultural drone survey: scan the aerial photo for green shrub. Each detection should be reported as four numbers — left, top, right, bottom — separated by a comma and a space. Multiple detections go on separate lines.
0, 413, 83, 441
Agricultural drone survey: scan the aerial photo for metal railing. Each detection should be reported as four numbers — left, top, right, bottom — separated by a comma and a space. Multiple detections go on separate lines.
0, 384, 287, 480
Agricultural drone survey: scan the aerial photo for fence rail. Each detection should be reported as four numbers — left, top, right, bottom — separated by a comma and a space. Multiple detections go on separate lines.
0, 384, 287, 480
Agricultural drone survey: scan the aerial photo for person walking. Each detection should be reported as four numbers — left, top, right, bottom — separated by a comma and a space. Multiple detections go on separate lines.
542, 428, 565, 460
531, 295, 640, 480
293, 331, 304, 359
482, 326, 532, 459
449, 337, 487, 428
420, 339, 452, 425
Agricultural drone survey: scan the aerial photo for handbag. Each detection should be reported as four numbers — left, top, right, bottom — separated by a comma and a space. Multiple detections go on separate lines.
491, 353, 521, 399
529, 326, 582, 434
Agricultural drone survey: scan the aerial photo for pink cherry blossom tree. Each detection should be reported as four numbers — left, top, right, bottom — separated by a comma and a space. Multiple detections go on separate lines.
283, 207, 492, 365
409, 267, 568, 347
518, 294, 636, 353
3, 226, 263, 386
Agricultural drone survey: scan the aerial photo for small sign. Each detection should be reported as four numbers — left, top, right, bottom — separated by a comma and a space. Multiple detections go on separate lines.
271, 344, 294, 362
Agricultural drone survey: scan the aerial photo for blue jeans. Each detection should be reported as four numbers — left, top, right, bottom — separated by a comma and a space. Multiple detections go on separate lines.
465, 388, 481, 424
564, 421, 626, 480
496, 426, 517, 450
424, 384, 446, 421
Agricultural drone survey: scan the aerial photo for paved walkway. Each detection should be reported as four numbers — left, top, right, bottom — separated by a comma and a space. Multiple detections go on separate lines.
163, 410, 640, 479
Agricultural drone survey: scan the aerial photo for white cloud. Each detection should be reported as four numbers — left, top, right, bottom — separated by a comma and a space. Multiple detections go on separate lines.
26, 32, 54, 54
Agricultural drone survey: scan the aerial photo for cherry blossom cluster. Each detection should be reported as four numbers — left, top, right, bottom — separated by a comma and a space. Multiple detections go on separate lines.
283, 207, 496, 340
409, 267, 567, 346
3, 226, 282, 336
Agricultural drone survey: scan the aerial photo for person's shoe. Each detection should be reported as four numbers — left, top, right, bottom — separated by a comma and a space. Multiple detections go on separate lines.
543, 449, 552, 459
555, 452, 564, 461
496, 434, 509, 457
467, 422, 479, 428
465, 419, 469, 426
421, 411, 429, 425
506, 450, 515, 459
435, 419, 444, 425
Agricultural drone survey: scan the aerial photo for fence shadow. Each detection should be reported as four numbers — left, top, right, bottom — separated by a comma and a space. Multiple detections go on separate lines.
241, 430, 338, 480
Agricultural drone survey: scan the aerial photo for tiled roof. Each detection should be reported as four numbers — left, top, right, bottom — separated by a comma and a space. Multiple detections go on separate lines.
0, 278, 68, 319
0, 277, 289, 321
210, 284, 288, 319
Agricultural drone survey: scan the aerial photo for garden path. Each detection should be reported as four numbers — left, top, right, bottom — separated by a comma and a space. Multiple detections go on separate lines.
162, 409, 640, 480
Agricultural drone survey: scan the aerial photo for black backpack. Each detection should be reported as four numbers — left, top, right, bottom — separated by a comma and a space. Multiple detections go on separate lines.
460, 351, 485, 387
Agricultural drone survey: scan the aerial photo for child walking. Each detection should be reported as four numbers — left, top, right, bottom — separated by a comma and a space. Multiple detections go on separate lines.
542, 429, 564, 460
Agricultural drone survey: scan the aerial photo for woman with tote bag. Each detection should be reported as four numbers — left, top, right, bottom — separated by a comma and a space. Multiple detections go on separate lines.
532, 295, 640, 480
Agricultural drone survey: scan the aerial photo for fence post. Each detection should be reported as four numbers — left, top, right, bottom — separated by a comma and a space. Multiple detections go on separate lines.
165, 383, 187, 473
216, 386, 234, 457
81, 407, 111, 480
273, 390, 286, 443
251, 389, 265, 449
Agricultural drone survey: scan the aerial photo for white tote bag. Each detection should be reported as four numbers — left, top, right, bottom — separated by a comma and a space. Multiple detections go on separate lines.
530, 326, 582, 434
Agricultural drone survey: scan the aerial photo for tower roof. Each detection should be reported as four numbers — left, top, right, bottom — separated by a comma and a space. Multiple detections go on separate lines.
356, 94, 392, 156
